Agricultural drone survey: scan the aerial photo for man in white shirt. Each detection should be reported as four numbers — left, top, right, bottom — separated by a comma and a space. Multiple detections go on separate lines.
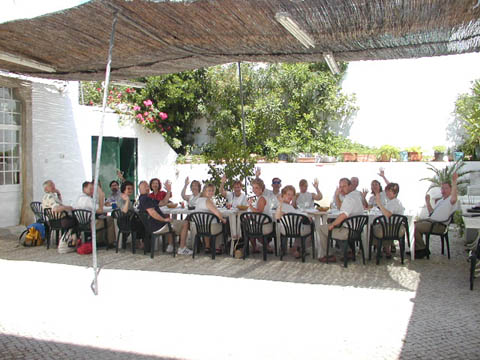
334, 176, 364, 209
76, 181, 115, 246
412, 173, 458, 259
317, 178, 365, 263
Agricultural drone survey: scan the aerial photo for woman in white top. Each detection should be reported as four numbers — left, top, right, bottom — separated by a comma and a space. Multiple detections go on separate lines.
373, 182, 405, 258
181, 177, 201, 209
219, 175, 247, 209
363, 180, 387, 209
193, 183, 227, 254
276, 185, 313, 259
247, 178, 274, 253
293, 178, 323, 209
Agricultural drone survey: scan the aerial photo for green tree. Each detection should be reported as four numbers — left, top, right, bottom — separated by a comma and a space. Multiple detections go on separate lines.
450, 79, 480, 157
204, 62, 357, 158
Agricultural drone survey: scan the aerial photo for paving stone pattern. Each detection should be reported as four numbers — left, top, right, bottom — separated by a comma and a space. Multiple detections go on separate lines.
0, 225, 479, 360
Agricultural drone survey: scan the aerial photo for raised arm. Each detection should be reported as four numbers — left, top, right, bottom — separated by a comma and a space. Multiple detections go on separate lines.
451, 172, 458, 205
335, 187, 343, 209
120, 193, 130, 213
378, 169, 390, 185
158, 181, 172, 206
425, 194, 434, 215
219, 175, 228, 198
181, 177, 190, 201
312, 179, 323, 201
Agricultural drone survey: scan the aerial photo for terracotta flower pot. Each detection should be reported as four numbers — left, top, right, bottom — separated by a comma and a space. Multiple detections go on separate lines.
356, 154, 368, 162
342, 152, 357, 162
408, 152, 422, 161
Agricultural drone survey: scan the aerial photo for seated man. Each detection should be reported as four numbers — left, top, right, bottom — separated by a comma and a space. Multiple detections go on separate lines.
106, 180, 122, 206
317, 178, 365, 263
137, 180, 192, 255
76, 181, 116, 246
412, 173, 458, 259
42, 179, 77, 241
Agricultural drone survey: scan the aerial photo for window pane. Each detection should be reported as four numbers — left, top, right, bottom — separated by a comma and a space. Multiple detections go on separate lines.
0, 100, 7, 112
0, 129, 3, 143
0, 143, 4, 155
0, 173, 4, 185
15, 130, 20, 143
11, 113, 21, 125
4, 143, 13, 156
6, 130, 14, 143
12, 144, 19, 156
4, 113, 14, 125
11, 157, 19, 170
0, 88, 4, 99
0, 112, 3, 125
5, 172, 13, 185
13, 101, 21, 113
14, 171, 20, 184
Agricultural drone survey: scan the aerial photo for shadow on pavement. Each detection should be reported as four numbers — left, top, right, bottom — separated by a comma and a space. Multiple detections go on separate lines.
0, 333, 179, 360
398, 239, 480, 359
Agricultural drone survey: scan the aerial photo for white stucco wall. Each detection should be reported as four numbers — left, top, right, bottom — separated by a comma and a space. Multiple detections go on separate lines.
169, 161, 480, 218
30, 81, 177, 210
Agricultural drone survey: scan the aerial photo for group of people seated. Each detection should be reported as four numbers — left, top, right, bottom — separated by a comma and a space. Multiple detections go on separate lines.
40, 166, 459, 262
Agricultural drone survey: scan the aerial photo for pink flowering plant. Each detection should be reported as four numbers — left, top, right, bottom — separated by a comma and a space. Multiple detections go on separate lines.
81, 81, 181, 149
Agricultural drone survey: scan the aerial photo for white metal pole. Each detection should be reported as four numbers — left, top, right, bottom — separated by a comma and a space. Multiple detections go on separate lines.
91, 11, 118, 296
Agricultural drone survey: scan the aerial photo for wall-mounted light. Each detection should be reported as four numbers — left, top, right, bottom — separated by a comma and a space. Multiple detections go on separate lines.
0, 51, 55, 73
275, 12, 315, 49
323, 52, 340, 74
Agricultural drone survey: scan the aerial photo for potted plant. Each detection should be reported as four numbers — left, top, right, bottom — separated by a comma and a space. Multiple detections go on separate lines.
377, 145, 399, 162
277, 146, 295, 162
406, 146, 423, 161
420, 160, 473, 192
433, 145, 446, 161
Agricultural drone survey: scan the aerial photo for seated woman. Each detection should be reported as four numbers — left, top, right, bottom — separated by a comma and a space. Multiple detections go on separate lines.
118, 180, 145, 248
194, 183, 227, 254
362, 180, 387, 209
276, 185, 313, 258
293, 178, 323, 209
247, 178, 274, 253
181, 177, 201, 209
220, 175, 247, 209
42, 179, 77, 244
372, 182, 405, 259
149, 178, 172, 206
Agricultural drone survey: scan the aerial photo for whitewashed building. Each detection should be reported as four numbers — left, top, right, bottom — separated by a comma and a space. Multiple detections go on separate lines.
0, 73, 177, 227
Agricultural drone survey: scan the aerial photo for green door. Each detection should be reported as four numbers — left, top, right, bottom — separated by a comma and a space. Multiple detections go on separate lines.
91, 136, 137, 198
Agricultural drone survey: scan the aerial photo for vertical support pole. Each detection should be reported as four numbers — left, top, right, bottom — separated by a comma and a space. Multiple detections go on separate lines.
91, 11, 118, 296
237, 62, 248, 191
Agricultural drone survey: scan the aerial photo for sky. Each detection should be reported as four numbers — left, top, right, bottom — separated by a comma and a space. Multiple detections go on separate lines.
2, 0, 480, 153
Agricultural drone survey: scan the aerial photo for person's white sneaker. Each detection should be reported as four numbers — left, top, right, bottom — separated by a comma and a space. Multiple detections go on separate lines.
166, 244, 174, 253
177, 247, 193, 255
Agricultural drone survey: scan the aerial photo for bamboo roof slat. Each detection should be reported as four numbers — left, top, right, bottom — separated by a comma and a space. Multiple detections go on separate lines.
0, 0, 478, 80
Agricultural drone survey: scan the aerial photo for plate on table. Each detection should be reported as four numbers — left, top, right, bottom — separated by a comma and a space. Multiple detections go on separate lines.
237, 205, 249, 211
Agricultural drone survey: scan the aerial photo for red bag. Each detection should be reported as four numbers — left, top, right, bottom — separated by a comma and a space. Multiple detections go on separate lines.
77, 240, 92, 255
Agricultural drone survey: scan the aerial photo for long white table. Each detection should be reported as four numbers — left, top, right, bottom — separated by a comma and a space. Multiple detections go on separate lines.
160, 206, 414, 260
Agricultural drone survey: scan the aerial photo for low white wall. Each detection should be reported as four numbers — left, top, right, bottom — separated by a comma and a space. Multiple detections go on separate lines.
168, 161, 480, 217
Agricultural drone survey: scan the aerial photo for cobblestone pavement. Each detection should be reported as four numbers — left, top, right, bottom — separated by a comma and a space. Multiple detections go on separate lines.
0, 226, 479, 360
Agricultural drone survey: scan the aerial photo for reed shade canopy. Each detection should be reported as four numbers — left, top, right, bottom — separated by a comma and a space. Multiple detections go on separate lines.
0, 0, 479, 80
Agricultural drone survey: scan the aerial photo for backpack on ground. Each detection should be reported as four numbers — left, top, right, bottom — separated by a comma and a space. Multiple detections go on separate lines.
23, 226, 43, 247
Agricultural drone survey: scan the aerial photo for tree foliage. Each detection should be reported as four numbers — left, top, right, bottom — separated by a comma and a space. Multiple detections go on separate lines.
80, 61, 358, 158
450, 79, 480, 156
204, 62, 357, 157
